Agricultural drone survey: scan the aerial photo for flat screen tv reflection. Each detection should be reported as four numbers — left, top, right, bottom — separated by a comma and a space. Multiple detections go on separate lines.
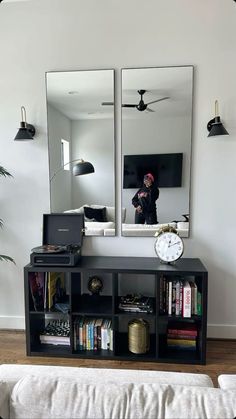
123, 153, 183, 189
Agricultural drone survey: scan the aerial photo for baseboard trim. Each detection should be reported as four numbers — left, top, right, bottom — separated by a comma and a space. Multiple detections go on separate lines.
207, 324, 236, 339
0, 316, 25, 330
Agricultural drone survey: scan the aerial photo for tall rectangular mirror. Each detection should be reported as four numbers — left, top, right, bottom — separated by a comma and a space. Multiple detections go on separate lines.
121, 66, 193, 237
46, 69, 116, 236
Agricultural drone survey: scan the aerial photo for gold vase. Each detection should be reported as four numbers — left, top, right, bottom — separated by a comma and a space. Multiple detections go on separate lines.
128, 319, 150, 354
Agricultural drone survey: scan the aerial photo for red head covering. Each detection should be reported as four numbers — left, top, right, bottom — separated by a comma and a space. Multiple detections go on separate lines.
144, 173, 154, 183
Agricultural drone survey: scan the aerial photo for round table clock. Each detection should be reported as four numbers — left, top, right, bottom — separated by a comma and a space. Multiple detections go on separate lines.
154, 225, 184, 263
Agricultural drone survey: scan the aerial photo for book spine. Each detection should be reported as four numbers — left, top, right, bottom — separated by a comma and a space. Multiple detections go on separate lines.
190, 282, 198, 315
109, 328, 113, 351
182, 282, 191, 318
165, 281, 169, 313
88, 321, 91, 350
107, 320, 112, 350
167, 329, 197, 336
172, 281, 176, 315
91, 320, 95, 350
83, 321, 87, 350
79, 318, 84, 350
163, 277, 166, 314
197, 291, 202, 316
167, 333, 197, 340
101, 321, 106, 350
167, 338, 196, 346
168, 281, 172, 315
167, 344, 196, 351
97, 325, 102, 350
175, 280, 180, 316
179, 282, 183, 315
94, 321, 98, 351
159, 275, 164, 314
194, 284, 198, 315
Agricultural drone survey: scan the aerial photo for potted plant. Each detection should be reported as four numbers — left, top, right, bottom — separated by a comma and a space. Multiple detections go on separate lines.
0, 165, 14, 263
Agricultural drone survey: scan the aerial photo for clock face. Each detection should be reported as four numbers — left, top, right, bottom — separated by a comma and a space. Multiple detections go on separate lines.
154, 231, 184, 262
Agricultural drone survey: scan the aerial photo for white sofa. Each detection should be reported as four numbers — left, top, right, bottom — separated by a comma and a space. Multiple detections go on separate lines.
65, 205, 126, 236
122, 221, 189, 237
0, 364, 236, 419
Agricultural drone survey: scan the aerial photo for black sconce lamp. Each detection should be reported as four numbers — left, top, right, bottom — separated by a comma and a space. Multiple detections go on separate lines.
207, 100, 229, 137
14, 106, 36, 141
50, 159, 95, 182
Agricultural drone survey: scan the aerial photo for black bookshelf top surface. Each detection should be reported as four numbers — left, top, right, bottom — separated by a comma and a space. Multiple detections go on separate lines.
25, 256, 207, 274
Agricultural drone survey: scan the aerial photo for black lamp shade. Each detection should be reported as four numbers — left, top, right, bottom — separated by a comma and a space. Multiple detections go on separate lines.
73, 160, 95, 176
14, 122, 36, 141
207, 116, 229, 137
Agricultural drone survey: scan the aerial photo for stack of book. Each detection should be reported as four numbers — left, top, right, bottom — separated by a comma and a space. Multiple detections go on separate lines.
159, 276, 202, 318
40, 319, 70, 346
119, 295, 153, 313
73, 317, 113, 351
166, 322, 198, 351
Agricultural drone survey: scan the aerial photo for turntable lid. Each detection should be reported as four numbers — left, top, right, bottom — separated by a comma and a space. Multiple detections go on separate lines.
43, 213, 84, 247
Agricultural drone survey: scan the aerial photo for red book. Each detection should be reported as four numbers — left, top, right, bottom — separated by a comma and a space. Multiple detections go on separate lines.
168, 322, 198, 337
167, 333, 197, 340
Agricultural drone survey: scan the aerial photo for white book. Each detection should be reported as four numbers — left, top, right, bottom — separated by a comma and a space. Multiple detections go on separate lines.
109, 328, 113, 351
182, 281, 191, 318
175, 280, 181, 316
168, 281, 172, 315
101, 320, 107, 350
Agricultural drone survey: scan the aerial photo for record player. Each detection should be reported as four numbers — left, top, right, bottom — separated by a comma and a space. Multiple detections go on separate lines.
30, 213, 84, 267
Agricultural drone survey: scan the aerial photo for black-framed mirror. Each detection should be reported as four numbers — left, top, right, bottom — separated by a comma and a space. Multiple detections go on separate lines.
121, 66, 193, 237
46, 69, 116, 236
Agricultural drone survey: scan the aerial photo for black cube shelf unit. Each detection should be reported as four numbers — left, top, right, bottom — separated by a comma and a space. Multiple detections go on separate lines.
24, 256, 208, 365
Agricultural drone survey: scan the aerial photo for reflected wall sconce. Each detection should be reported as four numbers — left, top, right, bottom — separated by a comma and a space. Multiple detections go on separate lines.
14, 106, 36, 141
50, 159, 95, 182
207, 100, 229, 137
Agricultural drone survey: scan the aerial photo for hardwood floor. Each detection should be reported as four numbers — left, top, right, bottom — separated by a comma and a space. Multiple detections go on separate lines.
1, 330, 236, 387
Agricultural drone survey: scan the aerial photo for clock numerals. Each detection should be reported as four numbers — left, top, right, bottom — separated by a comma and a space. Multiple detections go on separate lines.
154, 230, 184, 263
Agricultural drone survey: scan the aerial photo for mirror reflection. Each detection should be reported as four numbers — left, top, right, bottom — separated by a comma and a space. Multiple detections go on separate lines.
121, 66, 193, 237
46, 69, 115, 236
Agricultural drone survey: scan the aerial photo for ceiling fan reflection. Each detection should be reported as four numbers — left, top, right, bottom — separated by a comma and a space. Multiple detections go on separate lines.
102, 90, 170, 112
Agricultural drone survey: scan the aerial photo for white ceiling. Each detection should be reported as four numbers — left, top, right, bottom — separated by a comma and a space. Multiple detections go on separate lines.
46, 69, 114, 120
46, 66, 193, 120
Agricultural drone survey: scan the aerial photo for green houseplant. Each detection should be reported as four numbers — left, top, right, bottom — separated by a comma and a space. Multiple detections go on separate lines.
0, 165, 14, 263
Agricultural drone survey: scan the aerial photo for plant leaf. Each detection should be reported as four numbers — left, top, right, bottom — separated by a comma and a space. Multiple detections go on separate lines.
0, 166, 12, 178
0, 255, 15, 264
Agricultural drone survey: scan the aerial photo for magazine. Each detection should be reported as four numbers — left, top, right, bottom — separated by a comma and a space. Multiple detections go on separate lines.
29, 272, 45, 311
48, 272, 65, 310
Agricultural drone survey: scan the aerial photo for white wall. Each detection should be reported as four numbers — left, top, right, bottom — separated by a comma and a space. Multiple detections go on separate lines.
71, 119, 114, 209
122, 115, 191, 223
0, 0, 236, 338
48, 105, 72, 212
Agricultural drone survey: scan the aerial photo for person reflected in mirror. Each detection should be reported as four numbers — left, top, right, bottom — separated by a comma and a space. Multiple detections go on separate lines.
132, 173, 159, 225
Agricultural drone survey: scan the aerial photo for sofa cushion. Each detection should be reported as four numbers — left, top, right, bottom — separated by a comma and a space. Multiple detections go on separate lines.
122, 222, 177, 230
10, 375, 236, 419
0, 365, 213, 389
84, 221, 115, 236
84, 206, 107, 222
0, 380, 10, 419
218, 374, 236, 390
104, 228, 115, 236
